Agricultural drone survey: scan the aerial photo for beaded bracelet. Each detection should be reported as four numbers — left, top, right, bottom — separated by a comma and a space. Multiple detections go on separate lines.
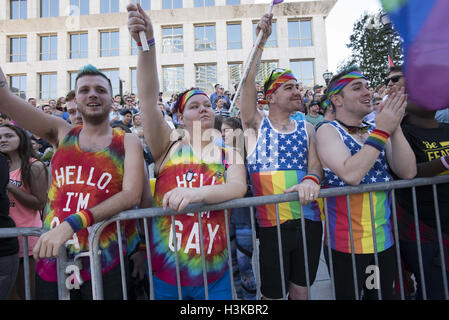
365, 129, 390, 152
137, 37, 155, 50
441, 156, 449, 170
64, 209, 95, 233
301, 173, 320, 185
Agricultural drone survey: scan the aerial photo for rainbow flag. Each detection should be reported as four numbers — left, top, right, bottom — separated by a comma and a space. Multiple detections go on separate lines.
381, 0, 449, 110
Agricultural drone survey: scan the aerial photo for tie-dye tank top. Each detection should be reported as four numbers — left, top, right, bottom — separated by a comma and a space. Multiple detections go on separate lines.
322, 121, 394, 254
152, 142, 228, 286
247, 117, 321, 227
36, 126, 139, 282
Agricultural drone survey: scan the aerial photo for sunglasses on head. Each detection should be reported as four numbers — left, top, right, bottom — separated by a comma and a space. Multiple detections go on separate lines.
264, 68, 287, 93
385, 75, 402, 86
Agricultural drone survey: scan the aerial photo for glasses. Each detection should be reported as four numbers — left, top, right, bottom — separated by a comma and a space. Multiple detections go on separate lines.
385, 75, 403, 86
264, 68, 287, 93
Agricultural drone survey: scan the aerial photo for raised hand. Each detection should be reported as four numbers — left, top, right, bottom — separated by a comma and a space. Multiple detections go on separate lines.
256, 13, 273, 45
127, 2, 154, 44
374, 86, 407, 134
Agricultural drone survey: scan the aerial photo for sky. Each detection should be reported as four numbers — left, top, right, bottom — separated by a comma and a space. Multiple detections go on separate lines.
254, 0, 383, 73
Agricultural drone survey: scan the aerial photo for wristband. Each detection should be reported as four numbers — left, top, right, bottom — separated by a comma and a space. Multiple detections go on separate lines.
441, 156, 449, 170
365, 129, 390, 152
301, 173, 320, 185
253, 44, 264, 51
137, 37, 155, 50
64, 209, 95, 233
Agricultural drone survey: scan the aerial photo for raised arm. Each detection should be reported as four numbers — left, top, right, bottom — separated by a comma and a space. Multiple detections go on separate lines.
0, 68, 71, 146
240, 14, 272, 132
127, 3, 173, 164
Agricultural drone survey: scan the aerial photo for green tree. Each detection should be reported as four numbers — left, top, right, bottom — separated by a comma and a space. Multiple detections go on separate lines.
338, 11, 403, 89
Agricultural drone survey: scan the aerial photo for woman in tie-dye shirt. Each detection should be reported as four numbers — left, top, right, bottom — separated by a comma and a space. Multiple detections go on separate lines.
128, 4, 247, 300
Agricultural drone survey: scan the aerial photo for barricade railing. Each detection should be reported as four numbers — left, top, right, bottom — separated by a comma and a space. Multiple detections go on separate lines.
2, 175, 448, 300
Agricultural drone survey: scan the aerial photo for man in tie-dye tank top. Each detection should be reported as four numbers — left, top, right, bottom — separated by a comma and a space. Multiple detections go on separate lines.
128, 4, 247, 300
316, 66, 416, 300
0, 64, 147, 299
240, 15, 323, 300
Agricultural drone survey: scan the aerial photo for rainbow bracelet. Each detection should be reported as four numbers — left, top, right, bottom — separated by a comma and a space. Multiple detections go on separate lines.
365, 129, 390, 152
137, 37, 155, 50
64, 209, 95, 233
301, 173, 320, 185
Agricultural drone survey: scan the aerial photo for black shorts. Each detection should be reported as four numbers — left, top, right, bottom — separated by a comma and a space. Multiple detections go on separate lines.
323, 245, 396, 300
258, 219, 323, 299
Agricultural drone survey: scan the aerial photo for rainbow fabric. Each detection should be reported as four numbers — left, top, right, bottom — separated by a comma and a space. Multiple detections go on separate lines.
178, 89, 209, 116
36, 127, 139, 282
247, 118, 322, 227
151, 142, 228, 286
322, 121, 394, 254
382, 0, 449, 110
324, 70, 366, 108
265, 71, 296, 96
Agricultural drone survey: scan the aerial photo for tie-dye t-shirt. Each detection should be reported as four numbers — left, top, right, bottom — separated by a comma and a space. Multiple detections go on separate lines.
36, 126, 139, 282
322, 121, 394, 254
152, 142, 228, 286
247, 117, 321, 227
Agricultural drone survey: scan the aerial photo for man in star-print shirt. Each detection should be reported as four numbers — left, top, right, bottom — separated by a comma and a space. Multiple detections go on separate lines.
315, 66, 416, 300
241, 15, 323, 300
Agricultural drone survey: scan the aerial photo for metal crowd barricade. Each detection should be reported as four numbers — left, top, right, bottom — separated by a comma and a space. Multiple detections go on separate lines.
84, 175, 449, 301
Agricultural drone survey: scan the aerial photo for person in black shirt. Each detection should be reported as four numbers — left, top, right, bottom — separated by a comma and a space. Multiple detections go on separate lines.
0, 152, 19, 299
396, 100, 449, 300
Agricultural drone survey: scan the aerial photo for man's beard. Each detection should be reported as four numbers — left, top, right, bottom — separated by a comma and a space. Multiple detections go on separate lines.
79, 107, 110, 125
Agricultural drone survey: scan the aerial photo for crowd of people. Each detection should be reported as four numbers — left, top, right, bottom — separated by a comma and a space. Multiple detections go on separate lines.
0, 4, 448, 301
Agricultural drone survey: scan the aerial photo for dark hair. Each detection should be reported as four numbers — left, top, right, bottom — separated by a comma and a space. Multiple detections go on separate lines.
214, 115, 224, 131
389, 65, 403, 74
0, 113, 9, 120
75, 64, 113, 96
111, 123, 132, 133
0, 124, 45, 189
65, 90, 75, 102
121, 109, 132, 116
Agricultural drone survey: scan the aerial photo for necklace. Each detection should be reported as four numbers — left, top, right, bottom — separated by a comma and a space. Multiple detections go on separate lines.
336, 119, 371, 136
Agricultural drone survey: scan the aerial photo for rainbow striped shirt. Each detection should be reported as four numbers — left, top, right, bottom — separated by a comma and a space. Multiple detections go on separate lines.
36, 127, 139, 282
247, 118, 321, 227
152, 142, 228, 286
323, 121, 394, 254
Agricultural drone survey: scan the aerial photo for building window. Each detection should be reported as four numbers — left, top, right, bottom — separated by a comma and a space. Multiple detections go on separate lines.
290, 60, 314, 87
39, 73, 57, 100
162, 26, 183, 53
194, 24, 216, 51
162, 66, 184, 94
100, 31, 119, 57
162, 0, 182, 10
40, 0, 59, 18
130, 68, 138, 95
226, 0, 240, 5
228, 63, 242, 88
40, 35, 57, 61
70, 33, 88, 59
9, 36, 27, 62
256, 61, 278, 84
253, 21, 277, 48
69, 0, 89, 15
9, 75, 27, 99
136, 0, 150, 10
288, 19, 312, 47
227, 23, 242, 50
69, 71, 78, 90
131, 38, 139, 56
195, 64, 216, 94
100, 69, 120, 96
10, 0, 27, 19
100, 0, 119, 13
194, 0, 214, 7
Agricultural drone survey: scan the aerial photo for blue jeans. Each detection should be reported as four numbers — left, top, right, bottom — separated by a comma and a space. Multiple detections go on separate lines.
400, 240, 449, 300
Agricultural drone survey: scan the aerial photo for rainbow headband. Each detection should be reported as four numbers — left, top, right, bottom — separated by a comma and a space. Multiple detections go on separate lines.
323, 70, 366, 108
265, 71, 297, 97
178, 89, 209, 116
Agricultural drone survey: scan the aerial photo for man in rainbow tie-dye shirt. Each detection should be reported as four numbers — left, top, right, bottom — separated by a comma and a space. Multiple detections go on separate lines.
0, 64, 146, 299
316, 66, 416, 300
